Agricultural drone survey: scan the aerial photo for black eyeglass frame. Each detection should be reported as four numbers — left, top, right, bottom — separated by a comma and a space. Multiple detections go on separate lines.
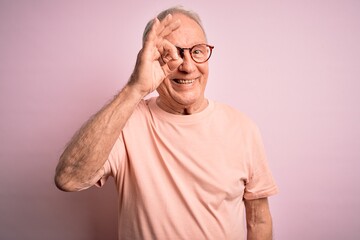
175, 44, 214, 63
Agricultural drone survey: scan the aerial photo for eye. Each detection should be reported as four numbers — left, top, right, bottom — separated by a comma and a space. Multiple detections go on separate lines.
192, 47, 206, 56
176, 47, 185, 58
192, 49, 203, 55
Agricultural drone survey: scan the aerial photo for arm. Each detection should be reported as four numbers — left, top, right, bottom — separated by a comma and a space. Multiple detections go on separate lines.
244, 197, 273, 240
54, 85, 145, 192
54, 14, 182, 192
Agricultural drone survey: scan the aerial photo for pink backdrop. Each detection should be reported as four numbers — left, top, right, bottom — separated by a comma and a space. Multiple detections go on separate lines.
1, 1, 359, 239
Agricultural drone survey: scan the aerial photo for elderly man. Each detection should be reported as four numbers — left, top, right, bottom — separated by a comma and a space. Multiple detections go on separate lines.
55, 6, 278, 240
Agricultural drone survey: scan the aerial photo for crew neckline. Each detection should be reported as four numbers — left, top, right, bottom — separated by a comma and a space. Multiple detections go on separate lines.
147, 97, 214, 124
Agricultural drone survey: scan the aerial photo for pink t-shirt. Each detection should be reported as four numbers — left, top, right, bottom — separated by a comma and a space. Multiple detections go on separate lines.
98, 97, 278, 240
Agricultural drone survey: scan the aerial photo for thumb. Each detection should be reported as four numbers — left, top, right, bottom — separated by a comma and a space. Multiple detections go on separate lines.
162, 58, 183, 75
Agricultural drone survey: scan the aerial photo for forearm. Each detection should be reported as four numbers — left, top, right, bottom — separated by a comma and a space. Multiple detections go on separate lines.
55, 84, 146, 191
245, 198, 273, 240
247, 219, 272, 240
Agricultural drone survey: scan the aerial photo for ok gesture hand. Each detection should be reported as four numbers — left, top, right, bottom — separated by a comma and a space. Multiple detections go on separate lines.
129, 14, 183, 96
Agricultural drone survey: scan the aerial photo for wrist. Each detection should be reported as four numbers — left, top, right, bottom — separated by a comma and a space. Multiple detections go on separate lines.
127, 73, 153, 97
122, 83, 149, 102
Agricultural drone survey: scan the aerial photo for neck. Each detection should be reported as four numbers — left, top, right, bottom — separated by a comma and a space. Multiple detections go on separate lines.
156, 97, 208, 115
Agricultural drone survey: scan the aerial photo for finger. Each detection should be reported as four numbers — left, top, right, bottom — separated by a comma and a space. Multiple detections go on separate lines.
145, 17, 160, 43
155, 14, 173, 35
158, 19, 181, 38
155, 14, 181, 39
160, 41, 183, 73
158, 40, 179, 63
145, 15, 180, 53
167, 58, 183, 71
161, 58, 183, 75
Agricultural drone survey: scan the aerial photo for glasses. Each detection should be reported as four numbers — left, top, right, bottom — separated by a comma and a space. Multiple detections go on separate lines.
176, 44, 214, 63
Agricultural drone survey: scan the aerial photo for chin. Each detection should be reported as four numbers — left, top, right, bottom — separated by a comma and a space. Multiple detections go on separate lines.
172, 92, 204, 107
157, 80, 206, 107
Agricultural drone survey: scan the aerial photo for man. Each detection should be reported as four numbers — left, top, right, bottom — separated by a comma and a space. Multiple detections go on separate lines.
55, 6, 278, 240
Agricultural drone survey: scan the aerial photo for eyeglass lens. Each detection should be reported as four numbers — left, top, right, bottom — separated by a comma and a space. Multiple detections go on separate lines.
177, 44, 213, 63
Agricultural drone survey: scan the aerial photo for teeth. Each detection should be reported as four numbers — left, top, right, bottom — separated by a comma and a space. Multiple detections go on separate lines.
175, 79, 195, 84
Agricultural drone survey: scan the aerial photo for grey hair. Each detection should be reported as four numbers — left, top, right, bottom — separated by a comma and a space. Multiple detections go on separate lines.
142, 6, 206, 44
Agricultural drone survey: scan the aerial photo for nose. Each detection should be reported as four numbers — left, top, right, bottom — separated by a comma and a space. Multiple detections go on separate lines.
178, 51, 196, 73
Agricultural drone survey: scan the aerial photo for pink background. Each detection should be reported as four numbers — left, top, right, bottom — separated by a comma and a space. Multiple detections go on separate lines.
1, 1, 359, 239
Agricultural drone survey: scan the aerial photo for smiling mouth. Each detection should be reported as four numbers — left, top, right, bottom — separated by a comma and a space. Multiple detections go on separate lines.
172, 79, 196, 84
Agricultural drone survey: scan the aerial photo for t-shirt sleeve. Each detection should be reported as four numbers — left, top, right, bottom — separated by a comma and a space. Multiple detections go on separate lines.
95, 100, 148, 188
243, 125, 278, 200
95, 134, 126, 188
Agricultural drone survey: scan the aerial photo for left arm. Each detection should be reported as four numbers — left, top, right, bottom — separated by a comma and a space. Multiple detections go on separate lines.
244, 197, 273, 240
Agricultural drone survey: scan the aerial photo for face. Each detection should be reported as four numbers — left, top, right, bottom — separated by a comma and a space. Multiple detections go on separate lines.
156, 13, 209, 114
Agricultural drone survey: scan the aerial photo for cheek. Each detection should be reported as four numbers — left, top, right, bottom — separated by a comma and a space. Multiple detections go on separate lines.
156, 79, 171, 94
199, 65, 209, 80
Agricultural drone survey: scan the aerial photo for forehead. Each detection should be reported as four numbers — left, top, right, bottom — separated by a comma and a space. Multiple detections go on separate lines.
167, 13, 207, 47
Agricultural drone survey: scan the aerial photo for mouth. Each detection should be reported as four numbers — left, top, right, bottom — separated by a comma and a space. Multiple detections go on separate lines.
172, 79, 196, 85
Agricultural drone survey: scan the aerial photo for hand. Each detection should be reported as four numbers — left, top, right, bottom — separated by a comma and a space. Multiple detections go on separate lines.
129, 14, 183, 96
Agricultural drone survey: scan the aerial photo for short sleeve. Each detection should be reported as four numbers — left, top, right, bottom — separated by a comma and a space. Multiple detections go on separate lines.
94, 100, 149, 188
95, 134, 126, 188
243, 125, 278, 200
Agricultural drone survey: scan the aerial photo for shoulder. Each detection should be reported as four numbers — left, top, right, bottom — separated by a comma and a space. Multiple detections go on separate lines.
211, 100, 258, 130
121, 98, 153, 130
130, 98, 154, 117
